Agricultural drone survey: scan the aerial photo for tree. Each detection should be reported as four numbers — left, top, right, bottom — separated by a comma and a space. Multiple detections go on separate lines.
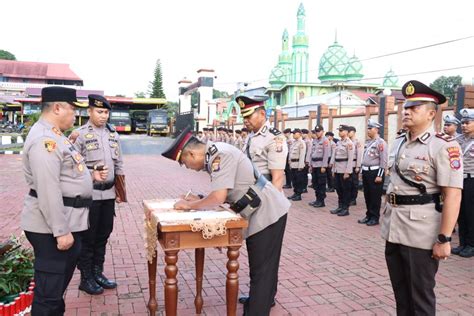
134, 91, 147, 98
148, 59, 166, 99
429, 75, 462, 106
213, 89, 230, 99
164, 101, 178, 118
0, 50, 16, 60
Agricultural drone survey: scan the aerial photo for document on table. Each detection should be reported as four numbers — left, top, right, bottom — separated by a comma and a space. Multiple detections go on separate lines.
156, 210, 239, 222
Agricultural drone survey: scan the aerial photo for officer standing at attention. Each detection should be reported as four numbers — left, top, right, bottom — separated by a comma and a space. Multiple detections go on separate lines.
287, 128, 307, 201
307, 125, 330, 207
358, 119, 387, 226
282, 128, 293, 189
329, 125, 354, 216
241, 127, 249, 151
452, 108, 474, 257
234, 129, 243, 150
443, 114, 461, 138
236, 93, 288, 309
348, 126, 363, 205
325, 131, 336, 192
381, 80, 463, 315
74, 95, 127, 295
163, 127, 290, 316
21, 87, 108, 314
301, 128, 311, 192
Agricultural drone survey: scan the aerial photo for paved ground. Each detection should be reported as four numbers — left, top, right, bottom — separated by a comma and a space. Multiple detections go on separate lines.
1, 145, 473, 315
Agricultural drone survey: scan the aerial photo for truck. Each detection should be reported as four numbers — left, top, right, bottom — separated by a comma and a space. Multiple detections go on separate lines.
147, 109, 169, 136
109, 110, 132, 133
131, 110, 148, 133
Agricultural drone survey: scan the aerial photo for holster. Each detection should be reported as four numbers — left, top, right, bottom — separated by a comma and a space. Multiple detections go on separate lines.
114, 174, 128, 202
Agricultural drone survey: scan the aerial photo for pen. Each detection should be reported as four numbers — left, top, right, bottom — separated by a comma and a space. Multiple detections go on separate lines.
184, 189, 192, 200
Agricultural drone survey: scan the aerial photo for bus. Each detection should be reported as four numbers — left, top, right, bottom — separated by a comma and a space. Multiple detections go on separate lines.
131, 110, 148, 133
147, 109, 169, 136
109, 110, 132, 133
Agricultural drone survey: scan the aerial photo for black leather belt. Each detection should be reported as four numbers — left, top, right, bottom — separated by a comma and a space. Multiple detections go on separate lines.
311, 157, 323, 162
29, 189, 92, 208
387, 192, 442, 212
335, 158, 348, 162
464, 173, 473, 179
93, 181, 115, 191
230, 188, 261, 213
262, 174, 272, 181
290, 159, 299, 162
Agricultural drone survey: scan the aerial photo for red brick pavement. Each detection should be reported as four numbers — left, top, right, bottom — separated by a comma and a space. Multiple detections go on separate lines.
1, 154, 473, 315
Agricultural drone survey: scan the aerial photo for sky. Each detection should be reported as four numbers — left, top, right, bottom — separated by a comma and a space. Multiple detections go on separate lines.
2, 0, 473, 102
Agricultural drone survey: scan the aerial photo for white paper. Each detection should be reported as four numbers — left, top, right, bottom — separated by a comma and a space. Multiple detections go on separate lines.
156, 210, 238, 222
146, 199, 179, 210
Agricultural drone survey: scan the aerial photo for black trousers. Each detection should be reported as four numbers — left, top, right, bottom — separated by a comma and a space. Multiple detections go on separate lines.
311, 167, 327, 202
303, 165, 309, 188
458, 177, 474, 246
362, 169, 385, 220
291, 168, 305, 194
350, 167, 360, 202
77, 199, 115, 272
25, 231, 83, 316
334, 173, 352, 209
284, 158, 292, 187
326, 162, 334, 190
245, 214, 287, 316
385, 242, 439, 316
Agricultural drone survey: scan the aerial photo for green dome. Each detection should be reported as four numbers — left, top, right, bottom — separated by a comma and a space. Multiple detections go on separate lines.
344, 54, 363, 81
318, 40, 349, 82
383, 68, 399, 87
269, 66, 288, 86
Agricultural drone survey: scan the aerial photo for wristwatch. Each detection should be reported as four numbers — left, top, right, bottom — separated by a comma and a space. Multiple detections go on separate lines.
437, 234, 452, 244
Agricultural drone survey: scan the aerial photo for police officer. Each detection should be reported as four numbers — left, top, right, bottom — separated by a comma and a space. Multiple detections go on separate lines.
329, 125, 354, 216
358, 119, 387, 226
74, 95, 126, 295
241, 127, 249, 151
287, 128, 307, 201
443, 114, 461, 138
21, 87, 108, 314
196, 130, 205, 142
234, 129, 243, 150
308, 125, 330, 207
301, 128, 311, 192
283, 128, 293, 189
381, 80, 463, 315
325, 131, 336, 192
452, 108, 474, 257
348, 126, 362, 205
163, 126, 290, 316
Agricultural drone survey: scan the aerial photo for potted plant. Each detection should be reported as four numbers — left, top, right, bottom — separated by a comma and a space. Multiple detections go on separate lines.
0, 234, 35, 315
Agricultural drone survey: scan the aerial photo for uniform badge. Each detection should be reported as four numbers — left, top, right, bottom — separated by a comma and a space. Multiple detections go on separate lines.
77, 164, 84, 172
414, 175, 423, 181
85, 133, 94, 139
348, 144, 353, 150
115, 148, 119, 156
238, 100, 245, 108
275, 137, 283, 153
378, 143, 384, 151
211, 156, 221, 172
44, 140, 57, 152
74, 153, 83, 162
52, 127, 62, 136
109, 133, 115, 138
447, 147, 461, 170
405, 83, 415, 96
94, 100, 103, 107
110, 142, 118, 148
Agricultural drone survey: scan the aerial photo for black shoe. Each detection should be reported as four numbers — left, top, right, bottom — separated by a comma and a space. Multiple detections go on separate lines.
327, 188, 335, 192
451, 245, 465, 255
93, 266, 117, 289
313, 201, 325, 208
79, 272, 104, 295
308, 200, 318, 206
337, 209, 350, 216
349, 200, 357, 206
302, 189, 308, 193
287, 194, 296, 200
358, 216, 370, 224
330, 207, 342, 214
239, 296, 276, 307
459, 245, 474, 258
292, 194, 302, 201
308, 184, 313, 188
366, 218, 379, 226
282, 185, 292, 189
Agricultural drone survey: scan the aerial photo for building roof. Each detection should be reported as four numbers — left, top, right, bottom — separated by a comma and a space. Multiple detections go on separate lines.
0, 60, 82, 81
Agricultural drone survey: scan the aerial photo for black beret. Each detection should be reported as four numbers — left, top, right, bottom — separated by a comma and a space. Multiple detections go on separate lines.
301, 129, 309, 134
338, 125, 351, 131
325, 131, 334, 136
283, 128, 291, 133
314, 125, 324, 132
88, 94, 111, 110
292, 128, 302, 134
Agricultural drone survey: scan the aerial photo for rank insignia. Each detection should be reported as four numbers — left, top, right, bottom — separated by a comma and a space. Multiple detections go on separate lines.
94, 100, 103, 107
85, 133, 94, 139
109, 133, 115, 138
405, 83, 415, 96
74, 153, 83, 162
414, 175, 423, 181
78, 164, 84, 172
52, 127, 62, 136
275, 137, 283, 153
44, 140, 57, 152
211, 156, 221, 172
110, 142, 118, 148
447, 147, 461, 170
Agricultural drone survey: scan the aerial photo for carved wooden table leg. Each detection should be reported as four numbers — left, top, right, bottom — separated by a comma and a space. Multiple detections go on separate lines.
226, 246, 240, 316
195, 248, 205, 314
147, 250, 158, 315
164, 250, 179, 316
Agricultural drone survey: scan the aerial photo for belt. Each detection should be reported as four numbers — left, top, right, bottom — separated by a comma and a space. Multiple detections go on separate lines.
93, 181, 115, 191
230, 187, 261, 213
262, 174, 272, 181
387, 192, 442, 207
362, 166, 379, 171
464, 173, 473, 179
290, 159, 299, 162
311, 157, 323, 162
335, 158, 348, 162
29, 189, 92, 208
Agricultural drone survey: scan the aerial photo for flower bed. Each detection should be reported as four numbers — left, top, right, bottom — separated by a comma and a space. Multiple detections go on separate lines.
0, 281, 35, 316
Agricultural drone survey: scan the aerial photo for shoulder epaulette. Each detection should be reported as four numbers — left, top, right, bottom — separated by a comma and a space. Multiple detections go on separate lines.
106, 123, 116, 132
396, 132, 407, 139
435, 132, 455, 142
269, 127, 281, 136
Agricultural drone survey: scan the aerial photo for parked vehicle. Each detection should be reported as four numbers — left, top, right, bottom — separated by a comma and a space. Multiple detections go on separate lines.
147, 109, 169, 136
109, 110, 132, 133
131, 111, 148, 133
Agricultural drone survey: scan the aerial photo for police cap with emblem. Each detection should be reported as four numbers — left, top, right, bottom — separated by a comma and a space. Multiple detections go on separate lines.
460, 108, 474, 122
443, 114, 461, 125
338, 125, 351, 131
88, 94, 111, 110
292, 128, 302, 134
41, 86, 88, 108
367, 119, 382, 129
162, 126, 195, 162
402, 80, 446, 109
235, 94, 269, 118
314, 125, 324, 132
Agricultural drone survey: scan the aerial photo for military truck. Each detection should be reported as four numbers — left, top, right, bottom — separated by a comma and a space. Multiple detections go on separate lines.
147, 109, 169, 136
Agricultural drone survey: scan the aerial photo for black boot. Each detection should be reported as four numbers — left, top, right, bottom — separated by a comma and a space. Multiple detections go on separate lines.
308, 200, 318, 206
79, 269, 104, 295
330, 204, 342, 214
451, 245, 465, 255
93, 265, 117, 289
337, 209, 350, 216
287, 194, 297, 200
313, 201, 325, 208
292, 194, 302, 201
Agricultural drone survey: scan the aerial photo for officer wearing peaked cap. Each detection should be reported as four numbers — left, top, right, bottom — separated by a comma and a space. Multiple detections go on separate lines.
358, 119, 387, 226
73, 94, 126, 295
287, 128, 306, 201
452, 108, 474, 257
162, 126, 290, 316
236, 93, 288, 310
443, 114, 461, 138
382, 80, 463, 315
21, 87, 108, 314
307, 125, 330, 207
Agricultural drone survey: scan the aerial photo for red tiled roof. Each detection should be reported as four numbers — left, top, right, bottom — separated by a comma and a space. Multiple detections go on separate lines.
0, 60, 82, 81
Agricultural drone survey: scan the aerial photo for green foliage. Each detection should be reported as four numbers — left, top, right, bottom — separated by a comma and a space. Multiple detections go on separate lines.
0, 235, 34, 302
0, 50, 16, 60
164, 102, 178, 118
134, 91, 147, 98
149, 59, 166, 99
22, 112, 41, 139
429, 75, 462, 106
212, 89, 230, 99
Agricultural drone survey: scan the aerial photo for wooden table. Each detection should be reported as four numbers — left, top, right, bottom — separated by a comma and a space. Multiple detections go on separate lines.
144, 200, 248, 316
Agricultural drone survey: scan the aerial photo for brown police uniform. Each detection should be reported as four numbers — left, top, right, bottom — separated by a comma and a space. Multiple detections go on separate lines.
307, 132, 330, 207
330, 132, 354, 215
288, 135, 306, 198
